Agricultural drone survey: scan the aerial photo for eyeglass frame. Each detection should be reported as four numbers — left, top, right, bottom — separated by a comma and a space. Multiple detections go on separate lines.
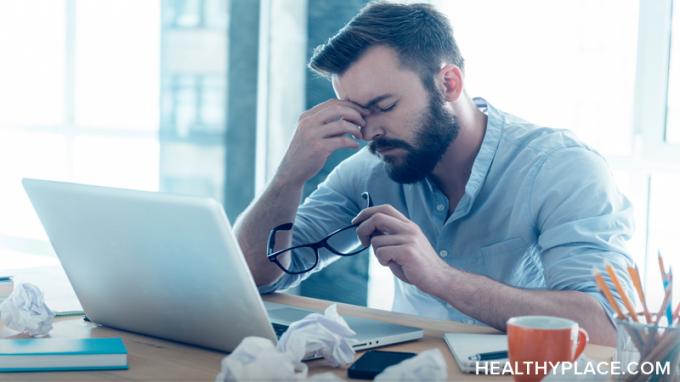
266, 192, 374, 275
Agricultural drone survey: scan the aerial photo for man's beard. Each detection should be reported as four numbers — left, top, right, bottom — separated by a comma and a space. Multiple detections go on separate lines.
368, 91, 459, 184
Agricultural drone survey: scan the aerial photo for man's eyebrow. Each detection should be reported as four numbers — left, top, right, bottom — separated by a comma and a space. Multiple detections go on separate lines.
351, 94, 395, 109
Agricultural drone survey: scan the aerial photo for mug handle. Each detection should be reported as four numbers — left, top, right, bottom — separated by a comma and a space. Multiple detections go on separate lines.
573, 328, 589, 361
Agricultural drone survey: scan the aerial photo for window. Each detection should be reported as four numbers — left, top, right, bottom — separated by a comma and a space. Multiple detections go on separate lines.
440, 0, 639, 157
0, 1, 65, 127
666, 1, 680, 143
0, 0, 160, 257
159, 0, 229, 204
0, 0, 267, 313
0, 0, 234, 260
632, 0, 680, 306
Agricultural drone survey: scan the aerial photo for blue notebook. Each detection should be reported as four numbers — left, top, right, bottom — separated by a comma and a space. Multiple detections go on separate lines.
0, 338, 128, 372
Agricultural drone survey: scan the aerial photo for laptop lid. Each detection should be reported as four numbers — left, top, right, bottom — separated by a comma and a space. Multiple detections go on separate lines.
22, 178, 277, 352
23, 178, 424, 353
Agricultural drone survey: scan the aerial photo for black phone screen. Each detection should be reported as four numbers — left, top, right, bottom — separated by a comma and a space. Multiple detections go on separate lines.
347, 350, 417, 380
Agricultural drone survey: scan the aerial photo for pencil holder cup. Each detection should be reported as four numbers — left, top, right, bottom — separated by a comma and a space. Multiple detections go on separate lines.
615, 318, 680, 382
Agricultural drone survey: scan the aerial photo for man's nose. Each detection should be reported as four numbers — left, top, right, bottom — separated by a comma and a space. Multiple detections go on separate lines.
361, 116, 385, 141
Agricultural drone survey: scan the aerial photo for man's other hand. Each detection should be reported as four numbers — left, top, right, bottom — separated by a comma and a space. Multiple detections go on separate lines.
352, 204, 451, 295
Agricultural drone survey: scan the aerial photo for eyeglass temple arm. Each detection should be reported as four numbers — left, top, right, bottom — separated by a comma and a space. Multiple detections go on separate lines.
267, 222, 294, 257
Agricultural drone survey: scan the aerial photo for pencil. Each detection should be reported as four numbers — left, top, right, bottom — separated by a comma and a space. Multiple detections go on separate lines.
605, 262, 638, 322
628, 265, 652, 323
658, 251, 667, 280
654, 285, 673, 325
657, 252, 672, 324
666, 267, 673, 324
593, 267, 626, 320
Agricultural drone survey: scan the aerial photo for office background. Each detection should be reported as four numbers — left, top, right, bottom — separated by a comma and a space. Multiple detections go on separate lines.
0, 0, 678, 311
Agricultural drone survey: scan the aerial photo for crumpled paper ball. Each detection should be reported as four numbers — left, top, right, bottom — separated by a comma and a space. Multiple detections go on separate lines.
215, 336, 308, 382
215, 304, 357, 381
214, 337, 348, 382
0, 282, 55, 336
276, 304, 357, 367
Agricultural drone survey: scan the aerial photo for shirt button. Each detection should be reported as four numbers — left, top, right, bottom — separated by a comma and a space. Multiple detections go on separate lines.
436, 204, 445, 212
439, 250, 448, 258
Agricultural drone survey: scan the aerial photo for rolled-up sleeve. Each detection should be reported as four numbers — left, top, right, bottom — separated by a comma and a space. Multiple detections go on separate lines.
258, 150, 371, 294
531, 147, 635, 320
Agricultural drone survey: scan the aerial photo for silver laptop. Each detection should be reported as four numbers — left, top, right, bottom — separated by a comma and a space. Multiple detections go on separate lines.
22, 178, 423, 353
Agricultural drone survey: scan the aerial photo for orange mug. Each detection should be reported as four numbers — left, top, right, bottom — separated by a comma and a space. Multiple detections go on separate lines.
507, 315, 589, 382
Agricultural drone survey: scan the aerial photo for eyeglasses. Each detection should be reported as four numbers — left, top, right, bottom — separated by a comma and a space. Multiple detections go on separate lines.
266, 192, 374, 275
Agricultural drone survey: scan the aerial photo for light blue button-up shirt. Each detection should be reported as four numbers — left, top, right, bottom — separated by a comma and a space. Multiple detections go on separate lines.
260, 98, 634, 325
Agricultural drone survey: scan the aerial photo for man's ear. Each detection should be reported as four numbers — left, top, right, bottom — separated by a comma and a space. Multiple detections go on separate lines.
437, 64, 464, 102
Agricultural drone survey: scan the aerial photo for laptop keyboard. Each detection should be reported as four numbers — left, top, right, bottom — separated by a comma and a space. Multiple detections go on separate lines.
272, 322, 289, 338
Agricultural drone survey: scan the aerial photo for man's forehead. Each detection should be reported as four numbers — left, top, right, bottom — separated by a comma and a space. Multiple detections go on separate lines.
330, 46, 406, 104
332, 75, 395, 108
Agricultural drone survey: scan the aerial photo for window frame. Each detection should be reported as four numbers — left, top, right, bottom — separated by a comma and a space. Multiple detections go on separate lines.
624, 0, 680, 287
634, 0, 678, 159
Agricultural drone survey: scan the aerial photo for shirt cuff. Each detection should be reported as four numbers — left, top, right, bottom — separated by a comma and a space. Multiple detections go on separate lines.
256, 273, 298, 295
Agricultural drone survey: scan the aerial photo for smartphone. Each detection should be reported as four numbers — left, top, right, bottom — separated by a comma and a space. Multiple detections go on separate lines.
347, 350, 417, 380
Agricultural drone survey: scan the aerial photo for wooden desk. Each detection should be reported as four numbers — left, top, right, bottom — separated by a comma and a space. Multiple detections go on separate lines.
0, 293, 614, 381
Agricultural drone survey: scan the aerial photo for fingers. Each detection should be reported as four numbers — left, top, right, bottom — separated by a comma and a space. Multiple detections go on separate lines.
312, 104, 367, 127
373, 244, 409, 283
298, 99, 334, 120
323, 136, 360, 152
298, 107, 365, 142
320, 119, 363, 139
369, 233, 408, 248
352, 204, 410, 225
280, 99, 368, 186
298, 99, 343, 119
299, 99, 369, 124
373, 244, 410, 267
355, 212, 407, 247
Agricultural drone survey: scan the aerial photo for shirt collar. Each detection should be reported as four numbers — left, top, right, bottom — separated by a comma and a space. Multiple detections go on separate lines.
423, 97, 503, 218
460, 97, 503, 213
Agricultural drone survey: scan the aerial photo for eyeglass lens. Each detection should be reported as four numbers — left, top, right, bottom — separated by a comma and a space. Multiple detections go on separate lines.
276, 246, 319, 274
326, 225, 364, 255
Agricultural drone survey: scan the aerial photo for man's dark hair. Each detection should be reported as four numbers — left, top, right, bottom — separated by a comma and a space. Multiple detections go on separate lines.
309, 2, 464, 87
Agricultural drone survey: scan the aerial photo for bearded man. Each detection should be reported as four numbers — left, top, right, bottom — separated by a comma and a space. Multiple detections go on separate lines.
234, 2, 634, 346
